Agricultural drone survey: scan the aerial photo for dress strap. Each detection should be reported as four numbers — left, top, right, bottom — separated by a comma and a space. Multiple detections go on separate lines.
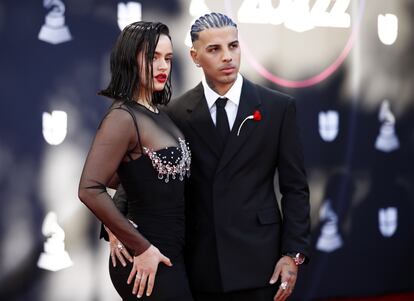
107, 103, 144, 156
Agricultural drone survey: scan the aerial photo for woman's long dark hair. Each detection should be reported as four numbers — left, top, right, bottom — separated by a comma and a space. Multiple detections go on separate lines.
99, 21, 172, 106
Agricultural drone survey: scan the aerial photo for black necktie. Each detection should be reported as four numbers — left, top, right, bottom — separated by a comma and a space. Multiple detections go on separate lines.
215, 97, 230, 147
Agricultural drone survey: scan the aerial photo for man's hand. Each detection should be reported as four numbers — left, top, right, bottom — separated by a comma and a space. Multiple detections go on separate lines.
105, 225, 133, 267
127, 245, 173, 298
269, 256, 298, 301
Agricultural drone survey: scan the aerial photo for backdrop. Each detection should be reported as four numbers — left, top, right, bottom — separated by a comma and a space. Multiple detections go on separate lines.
1, 1, 413, 300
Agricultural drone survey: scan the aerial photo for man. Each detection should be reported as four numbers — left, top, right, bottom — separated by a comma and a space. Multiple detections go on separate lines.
108, 12, 310, 301
167, 13, 310, 301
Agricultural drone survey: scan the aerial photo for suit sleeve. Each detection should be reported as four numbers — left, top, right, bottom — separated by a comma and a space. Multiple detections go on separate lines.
277, 98, 311, 260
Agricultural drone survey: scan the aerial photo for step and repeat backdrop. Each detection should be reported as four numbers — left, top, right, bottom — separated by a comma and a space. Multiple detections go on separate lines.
0, 1, 413, 300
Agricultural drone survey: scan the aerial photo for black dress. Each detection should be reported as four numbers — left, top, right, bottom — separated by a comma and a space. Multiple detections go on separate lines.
79, 100, 193, 300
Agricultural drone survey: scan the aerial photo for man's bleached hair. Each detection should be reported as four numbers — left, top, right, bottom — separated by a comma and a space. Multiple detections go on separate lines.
190, 12, 237, 43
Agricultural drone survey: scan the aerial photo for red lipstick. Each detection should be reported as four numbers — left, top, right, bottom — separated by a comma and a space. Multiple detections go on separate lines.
155, 74, 167, 83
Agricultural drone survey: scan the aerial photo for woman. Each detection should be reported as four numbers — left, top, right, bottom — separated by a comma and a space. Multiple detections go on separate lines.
78, 21, 193, 300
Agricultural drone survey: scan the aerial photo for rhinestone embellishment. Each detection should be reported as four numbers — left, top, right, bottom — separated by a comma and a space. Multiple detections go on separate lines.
143, 138, 191, 183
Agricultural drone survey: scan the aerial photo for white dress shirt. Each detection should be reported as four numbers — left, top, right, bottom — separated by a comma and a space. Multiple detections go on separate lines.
201, 73, 243, 130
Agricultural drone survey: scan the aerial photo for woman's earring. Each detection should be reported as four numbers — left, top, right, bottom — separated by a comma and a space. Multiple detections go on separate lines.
195, 63, 201, 67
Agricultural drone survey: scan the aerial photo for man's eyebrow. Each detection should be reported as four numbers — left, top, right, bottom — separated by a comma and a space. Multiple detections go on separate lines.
205, 44, 220, 49
204, 39, 239, 49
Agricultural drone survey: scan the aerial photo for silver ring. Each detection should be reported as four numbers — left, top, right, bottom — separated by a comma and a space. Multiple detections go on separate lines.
117, 243, 123, 250
280, 281, 288, 290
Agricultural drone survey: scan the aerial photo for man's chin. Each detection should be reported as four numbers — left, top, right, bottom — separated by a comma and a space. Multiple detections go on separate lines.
220, 73, 237, 84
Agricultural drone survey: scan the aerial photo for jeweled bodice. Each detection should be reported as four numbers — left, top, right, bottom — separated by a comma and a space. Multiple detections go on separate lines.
113, 101, 190, 260
143, 137, 191, 183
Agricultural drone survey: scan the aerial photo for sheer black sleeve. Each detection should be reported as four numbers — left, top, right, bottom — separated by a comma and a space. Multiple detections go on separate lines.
79, 108, 150, 256
99, 184, 128, 241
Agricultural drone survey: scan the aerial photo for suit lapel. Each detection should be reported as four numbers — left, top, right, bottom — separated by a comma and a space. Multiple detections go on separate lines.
216, 80, 262, 174
186, 84, 221, 158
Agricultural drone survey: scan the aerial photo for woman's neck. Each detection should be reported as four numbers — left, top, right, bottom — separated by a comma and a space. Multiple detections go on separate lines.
133, 92, 158, 113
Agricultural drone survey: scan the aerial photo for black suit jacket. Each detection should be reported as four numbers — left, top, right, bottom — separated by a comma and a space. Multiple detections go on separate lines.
167, 77, 310, 293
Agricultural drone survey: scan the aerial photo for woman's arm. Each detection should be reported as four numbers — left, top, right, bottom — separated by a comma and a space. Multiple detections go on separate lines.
78, 108, 150, 256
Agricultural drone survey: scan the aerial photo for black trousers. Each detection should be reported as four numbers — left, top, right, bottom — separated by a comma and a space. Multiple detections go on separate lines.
194, 285, 278, 301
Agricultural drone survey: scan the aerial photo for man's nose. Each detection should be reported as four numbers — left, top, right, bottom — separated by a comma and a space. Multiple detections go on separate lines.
222, 49, 232, 62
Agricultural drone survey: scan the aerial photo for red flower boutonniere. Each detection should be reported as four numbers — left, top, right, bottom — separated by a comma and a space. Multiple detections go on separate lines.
237, 110, 262, 136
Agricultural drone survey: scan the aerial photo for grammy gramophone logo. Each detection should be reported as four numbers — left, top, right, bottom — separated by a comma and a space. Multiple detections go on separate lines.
316, 200, 343, 253
375, 100, 399, 153
38, 0, 72, 45
37, 211, 73, 271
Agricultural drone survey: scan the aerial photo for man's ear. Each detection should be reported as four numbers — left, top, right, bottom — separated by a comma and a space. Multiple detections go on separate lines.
190, 47, 198, 65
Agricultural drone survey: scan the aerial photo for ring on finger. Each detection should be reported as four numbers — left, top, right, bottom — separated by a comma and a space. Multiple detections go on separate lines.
117, 243, 123, 250
280, 281, 288, 290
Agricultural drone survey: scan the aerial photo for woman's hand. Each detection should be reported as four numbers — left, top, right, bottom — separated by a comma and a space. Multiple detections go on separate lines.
106, 225, 133, 267
127, 245, 173, 298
